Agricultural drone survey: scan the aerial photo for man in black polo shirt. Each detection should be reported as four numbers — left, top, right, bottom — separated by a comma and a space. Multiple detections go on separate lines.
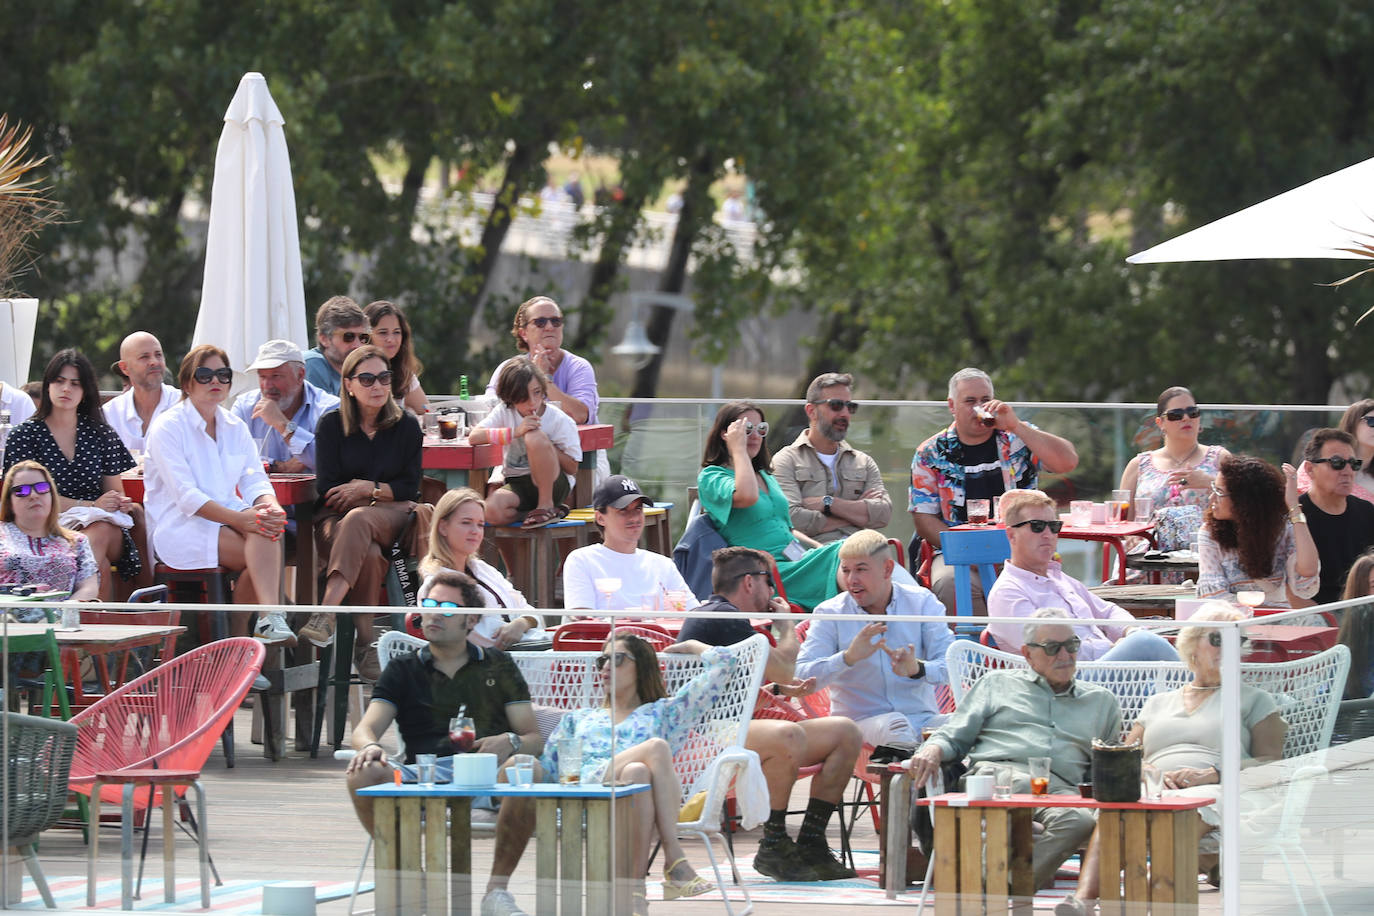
345, 570, 543, 916
1299, 428, 1374, 604
678, 547, 863, 882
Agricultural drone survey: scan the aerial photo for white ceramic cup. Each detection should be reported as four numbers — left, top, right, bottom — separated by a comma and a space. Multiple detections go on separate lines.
966, 773, 995, 800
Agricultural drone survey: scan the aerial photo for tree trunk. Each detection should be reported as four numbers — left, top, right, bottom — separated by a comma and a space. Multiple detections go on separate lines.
629, 156, 714, 400
570, 188, 647, 353
464, 139, 541, 337
777, 292, 870, 430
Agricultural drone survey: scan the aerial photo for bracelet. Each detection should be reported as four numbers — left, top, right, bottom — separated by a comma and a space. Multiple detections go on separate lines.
362, 742, 384, 753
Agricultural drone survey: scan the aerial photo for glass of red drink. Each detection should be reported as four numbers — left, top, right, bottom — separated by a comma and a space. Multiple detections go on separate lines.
1029, 756, 1052, 796
449, 715, 476, 753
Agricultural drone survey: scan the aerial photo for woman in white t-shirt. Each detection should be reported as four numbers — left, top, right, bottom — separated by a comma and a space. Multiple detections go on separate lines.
418, 487, 543, 648
469, 358, 581, 530
562, 474, 691, 613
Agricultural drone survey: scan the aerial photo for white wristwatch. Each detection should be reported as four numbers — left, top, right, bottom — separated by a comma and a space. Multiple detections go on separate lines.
283, 419, 298, 439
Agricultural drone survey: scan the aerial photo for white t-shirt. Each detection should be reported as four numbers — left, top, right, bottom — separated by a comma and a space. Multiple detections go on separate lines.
477, 401, 582, 486
102, 384, 181, 452
0, 382, 36, 427
562, 542, 691, 610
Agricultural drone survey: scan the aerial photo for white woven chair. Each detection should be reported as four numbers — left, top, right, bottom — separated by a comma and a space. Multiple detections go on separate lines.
944, 641, 1350, 758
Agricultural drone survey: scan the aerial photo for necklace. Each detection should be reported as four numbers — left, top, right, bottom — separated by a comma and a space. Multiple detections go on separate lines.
1159, 442, 1200, 470
1185, 683, 1220, 690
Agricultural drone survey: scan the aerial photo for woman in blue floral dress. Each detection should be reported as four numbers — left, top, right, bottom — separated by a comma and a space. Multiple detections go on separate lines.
541, 633, 736, 909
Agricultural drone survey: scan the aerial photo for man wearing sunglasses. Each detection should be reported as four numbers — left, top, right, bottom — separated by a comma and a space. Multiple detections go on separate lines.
909, 609, 1122, 890
987, 489, 1178, 661
1298, 428, 1374, 603
773, 372, 892, 545
347, 570, 542, 916
909, 367, 1079, 616
677, 547, 863, 881
304, 296, 370, 395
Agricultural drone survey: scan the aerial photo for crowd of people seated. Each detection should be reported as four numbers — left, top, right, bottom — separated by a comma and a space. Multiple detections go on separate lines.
8, 293, 1374, 915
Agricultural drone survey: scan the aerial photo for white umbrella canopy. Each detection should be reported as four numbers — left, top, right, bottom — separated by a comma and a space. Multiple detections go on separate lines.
192, 72, 309, 392
1127, 154, 1374, 265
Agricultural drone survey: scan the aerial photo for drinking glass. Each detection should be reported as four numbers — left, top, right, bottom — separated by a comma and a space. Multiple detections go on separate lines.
557, 736, 583, 785
421, 412, 438, 438
1133, 496, 1154, 522
505, 753, 536, 787
1236, 590, 1265, 612
594, 578, 622, 607
448, 715, 476, 753
967, 499, 990, 526
416, 753, 437, 787
993, 764, 1014, 799
1142, 764, 1163, 801
438, 416, 460, 440
1109, 489, 1132, 523
1028, 757, 1052, 796
1069, 500, 1093, 527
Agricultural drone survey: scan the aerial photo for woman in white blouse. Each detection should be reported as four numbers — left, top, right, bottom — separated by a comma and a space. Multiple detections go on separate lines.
144, 345, 288, 638
419, 487, 542, 648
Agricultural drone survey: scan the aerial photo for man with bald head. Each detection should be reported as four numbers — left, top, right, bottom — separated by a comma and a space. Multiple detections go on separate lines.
103, 331, 180, 453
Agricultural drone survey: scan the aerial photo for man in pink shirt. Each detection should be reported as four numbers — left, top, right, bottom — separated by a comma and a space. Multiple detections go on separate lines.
986, 489, 1177, 661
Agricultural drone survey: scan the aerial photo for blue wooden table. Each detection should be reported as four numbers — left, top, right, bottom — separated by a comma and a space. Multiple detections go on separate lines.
358, 781, 649, 915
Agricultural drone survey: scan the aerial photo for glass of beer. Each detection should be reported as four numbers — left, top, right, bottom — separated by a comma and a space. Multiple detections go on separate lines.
967, 499, 990, 526
1029, 756, 1052, 796
974, 404, 997, 427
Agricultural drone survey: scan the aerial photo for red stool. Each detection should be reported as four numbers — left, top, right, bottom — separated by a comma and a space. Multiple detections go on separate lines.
87, 768, 212, 909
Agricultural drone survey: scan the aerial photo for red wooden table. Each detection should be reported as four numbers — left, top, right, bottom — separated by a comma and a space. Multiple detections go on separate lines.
423, 424, 614, 504
1241, 624, 1337, 663
122, 472, 319, 606
952, 519, 1155, 584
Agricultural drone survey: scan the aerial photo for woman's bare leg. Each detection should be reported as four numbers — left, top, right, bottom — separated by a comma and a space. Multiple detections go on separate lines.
219, 527, 283, 636
83, 520, 123, 601
610, 738, 697, 880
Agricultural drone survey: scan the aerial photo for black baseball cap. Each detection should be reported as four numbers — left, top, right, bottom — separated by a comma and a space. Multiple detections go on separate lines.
593, 475, 654, 510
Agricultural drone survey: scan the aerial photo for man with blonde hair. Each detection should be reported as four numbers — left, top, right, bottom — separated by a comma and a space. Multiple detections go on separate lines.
796, 529, 955, 746
987, 490, 1177, 661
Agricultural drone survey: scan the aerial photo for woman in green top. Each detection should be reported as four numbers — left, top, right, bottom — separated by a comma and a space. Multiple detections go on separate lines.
697, 401, 844, 610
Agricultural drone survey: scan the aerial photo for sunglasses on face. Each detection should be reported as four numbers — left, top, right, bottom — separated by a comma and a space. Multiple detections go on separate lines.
528, 316, 564, 329
1311, 456, 1364, 471
1207, 631, 1251, 649
192, 367, 234, 385
1210, 484, 1228, 500
349, 370, 394, 388
1011, 518, 1063, 534
337, 331, 371, 344
734, 569, 775, 588
1025, 636, 1081, 656
745, 421, 769, 437
420, 598, 462, 617
596, 651, 631, 670
1161, 405, 1202, 421
1362, 415, 1374, 429
11, 481, 53, 498
812, 398, 860, 414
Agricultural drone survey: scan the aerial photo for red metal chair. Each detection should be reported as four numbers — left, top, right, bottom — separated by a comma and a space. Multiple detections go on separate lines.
550, 620, 676, 651
69, 637, 266, 857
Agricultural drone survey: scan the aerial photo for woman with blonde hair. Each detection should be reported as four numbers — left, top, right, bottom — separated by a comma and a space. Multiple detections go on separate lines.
0, 460, 100, 601
297, 345, 422, 678
420, 487, 542, 649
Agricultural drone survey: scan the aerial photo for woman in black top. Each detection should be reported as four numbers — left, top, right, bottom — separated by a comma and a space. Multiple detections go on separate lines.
297, 345, 422, 678
3, 349, 147, 598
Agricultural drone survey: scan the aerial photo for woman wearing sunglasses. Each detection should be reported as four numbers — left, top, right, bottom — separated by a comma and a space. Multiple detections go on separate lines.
1118, 386, 1231, 557
485, 296, 598, 425
1297, 397, 1374, 505
0, 460, 100, 601
1196, 454, 1319, 609
363, 299, 429, 414
301, 345, 422, 674
698, 400, 852, 610
418, 487, 542, 648
1056, 604, 1284, 913
541, 633, 735, 910
2, 348, 148, 598
144, 345, 287, 635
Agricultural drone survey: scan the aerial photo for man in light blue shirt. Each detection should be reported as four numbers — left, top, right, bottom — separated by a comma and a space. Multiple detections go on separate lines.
232, 340, 339, 474
797, 529, 955, 746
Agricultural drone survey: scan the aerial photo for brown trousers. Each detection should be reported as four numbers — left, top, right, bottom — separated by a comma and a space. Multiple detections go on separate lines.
315, 502, 430, 605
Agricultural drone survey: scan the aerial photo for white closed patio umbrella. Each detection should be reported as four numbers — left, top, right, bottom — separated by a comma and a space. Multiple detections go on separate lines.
192, 72, 308, 391
1127, 155, 1374, 265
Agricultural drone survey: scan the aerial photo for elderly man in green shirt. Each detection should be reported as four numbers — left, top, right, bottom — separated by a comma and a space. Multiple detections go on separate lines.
908, 608, 1123, 889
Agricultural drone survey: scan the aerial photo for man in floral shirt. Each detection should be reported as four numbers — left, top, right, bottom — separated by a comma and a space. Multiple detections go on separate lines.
909, 368, 1078, 614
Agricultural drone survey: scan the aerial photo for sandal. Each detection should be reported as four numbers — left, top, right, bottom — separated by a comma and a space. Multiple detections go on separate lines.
521, 506, 561, 529
631, 888, 650, 916
662, 857, 713, 900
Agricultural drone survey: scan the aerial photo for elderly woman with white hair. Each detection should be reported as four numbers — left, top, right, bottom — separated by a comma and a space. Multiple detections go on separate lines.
1056, 604, 1287, 914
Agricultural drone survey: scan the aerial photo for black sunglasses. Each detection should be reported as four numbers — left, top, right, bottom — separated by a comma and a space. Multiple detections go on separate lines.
1207, 631, 1252, 649
1011, 518, 1063, 534
529, 316, 564, 329
1025, 636, 1081, 656
1362, 415, 1374, 429
734, 569, 775, 588
192, 367, 234, 385
1311, 456, 1364, 471
10, 481, 53, 498
1161, 405, 1202, 421
338, 331, 371, 344
349, 370, 394, 388
595, 651, 631, 670
812, 398, 860, 413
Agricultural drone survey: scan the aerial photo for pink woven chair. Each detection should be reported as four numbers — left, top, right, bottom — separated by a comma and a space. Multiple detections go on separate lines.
68, 636, 265, 899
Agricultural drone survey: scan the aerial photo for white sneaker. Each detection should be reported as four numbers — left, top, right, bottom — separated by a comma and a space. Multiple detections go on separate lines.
254, 612, 296, 645
480, 888, 529, 916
